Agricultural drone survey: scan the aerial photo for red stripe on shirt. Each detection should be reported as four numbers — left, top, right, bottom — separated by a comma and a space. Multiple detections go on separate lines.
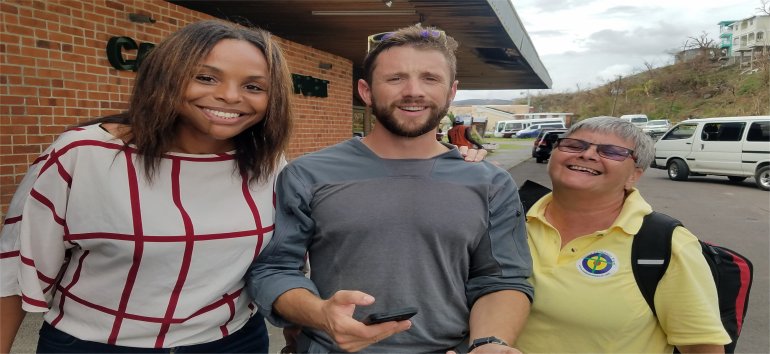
187, 289, 243, 319
3, 215, 21, 225
37, 148, 61, 177
51, 250, 88, 327
242, 171, 266, 260
52, 286, 243, 324
30, 189, 66, 227
155, 159, 196, 348
54, 157, 73, 187
21, 293, 49, 308
32, 153, 49, 166
31, 141, 121, 192
63, 226, 274, 242
51, 140, 127, 158
108, 150, 145, 345
219, 296, 237, 337
19, 255, 56, 285
41, 260, 68, 294
34, 140, 125, 179
0, 250, 20, 259
160, 153, 234, 162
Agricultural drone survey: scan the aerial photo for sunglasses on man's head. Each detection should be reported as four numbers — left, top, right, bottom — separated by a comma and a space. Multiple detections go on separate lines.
366, 29, 445, 53
555, 137, 637, 162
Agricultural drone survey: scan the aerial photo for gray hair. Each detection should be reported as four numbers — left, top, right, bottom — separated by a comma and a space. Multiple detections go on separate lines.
565, 116, 654, 170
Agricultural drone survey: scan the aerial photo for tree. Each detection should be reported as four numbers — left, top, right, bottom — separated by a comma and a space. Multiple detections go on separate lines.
683, 31, 716, 50
679, 32, 718, 82
643, 61, 657, 80
758, 0, 770, 15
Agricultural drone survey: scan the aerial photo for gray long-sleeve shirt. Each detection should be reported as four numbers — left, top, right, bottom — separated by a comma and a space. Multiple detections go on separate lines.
247, 138, 533, 353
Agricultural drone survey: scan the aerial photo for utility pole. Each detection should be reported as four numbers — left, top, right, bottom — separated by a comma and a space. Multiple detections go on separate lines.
610, 75, 622, 116
527, 90, 531, 111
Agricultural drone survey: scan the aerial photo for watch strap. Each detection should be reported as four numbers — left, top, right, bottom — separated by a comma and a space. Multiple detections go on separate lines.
467, 336, 509, 351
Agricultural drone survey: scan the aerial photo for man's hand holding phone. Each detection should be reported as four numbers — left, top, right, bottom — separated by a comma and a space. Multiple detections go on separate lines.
319, 290, 412, 352
362, 307, 418, 325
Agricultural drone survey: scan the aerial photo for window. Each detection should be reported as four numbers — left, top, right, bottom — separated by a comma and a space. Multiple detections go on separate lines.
702, 122, 745, 141
662, 124, 697, 140
758, 32, 764, 41
747, 121, 770, 142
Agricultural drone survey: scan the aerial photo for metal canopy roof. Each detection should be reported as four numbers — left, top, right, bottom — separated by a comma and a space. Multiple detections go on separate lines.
168, 0, 551, 90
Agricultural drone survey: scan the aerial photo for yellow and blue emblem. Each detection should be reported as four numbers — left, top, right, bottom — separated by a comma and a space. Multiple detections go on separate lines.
576, 250, 618, 278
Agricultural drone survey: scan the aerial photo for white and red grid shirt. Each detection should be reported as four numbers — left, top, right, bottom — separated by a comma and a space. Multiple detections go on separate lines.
1, 124, 280, 348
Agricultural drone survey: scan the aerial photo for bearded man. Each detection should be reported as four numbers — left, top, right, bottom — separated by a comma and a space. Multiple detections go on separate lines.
247, 24, 533, 354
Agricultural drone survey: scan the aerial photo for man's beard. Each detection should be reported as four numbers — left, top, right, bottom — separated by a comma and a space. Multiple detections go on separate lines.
371, 96, 450, 138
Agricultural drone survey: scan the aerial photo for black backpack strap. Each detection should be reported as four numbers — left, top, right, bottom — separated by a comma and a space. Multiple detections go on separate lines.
630, 211, 682, 317
518, 180, 551, 213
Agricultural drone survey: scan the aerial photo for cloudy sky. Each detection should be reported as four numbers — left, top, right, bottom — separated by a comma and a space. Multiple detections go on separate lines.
454, 0, 766, 101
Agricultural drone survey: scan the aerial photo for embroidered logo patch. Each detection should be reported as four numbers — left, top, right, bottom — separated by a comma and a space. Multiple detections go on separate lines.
577, 250, 618, 278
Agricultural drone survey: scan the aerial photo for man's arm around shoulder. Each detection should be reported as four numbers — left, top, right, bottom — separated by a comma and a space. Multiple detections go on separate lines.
463, 290, 530, 354
457, 173, 532, 353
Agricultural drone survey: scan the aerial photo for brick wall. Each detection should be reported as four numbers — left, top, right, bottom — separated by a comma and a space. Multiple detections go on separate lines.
0, 0, 353, 217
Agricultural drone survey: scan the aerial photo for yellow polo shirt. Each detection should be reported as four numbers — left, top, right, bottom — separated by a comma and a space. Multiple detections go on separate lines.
515, 189, 730, 353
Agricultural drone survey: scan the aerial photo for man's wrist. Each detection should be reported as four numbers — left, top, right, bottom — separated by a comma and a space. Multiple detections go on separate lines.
468, 336, 509, 351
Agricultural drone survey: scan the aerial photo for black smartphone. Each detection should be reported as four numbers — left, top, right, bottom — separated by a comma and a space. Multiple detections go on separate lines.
361, 307, 418, 325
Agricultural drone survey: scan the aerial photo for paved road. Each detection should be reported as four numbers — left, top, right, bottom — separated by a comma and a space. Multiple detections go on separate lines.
11, 141, 768, 353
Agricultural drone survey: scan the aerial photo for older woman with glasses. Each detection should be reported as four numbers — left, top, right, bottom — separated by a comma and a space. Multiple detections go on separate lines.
514, 116, 730, 353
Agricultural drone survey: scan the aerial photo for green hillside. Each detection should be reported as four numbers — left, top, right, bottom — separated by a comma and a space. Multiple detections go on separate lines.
521, 57, 770, 124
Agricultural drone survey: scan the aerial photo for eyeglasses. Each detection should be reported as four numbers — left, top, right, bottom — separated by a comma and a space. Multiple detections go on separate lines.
555, 138, 637, 162
366, 29, 445, 53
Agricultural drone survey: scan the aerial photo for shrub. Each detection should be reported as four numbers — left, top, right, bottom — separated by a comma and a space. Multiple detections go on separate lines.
737, 75, 765, 96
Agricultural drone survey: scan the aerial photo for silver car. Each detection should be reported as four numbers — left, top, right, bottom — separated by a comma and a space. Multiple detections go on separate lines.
643, 119, 671, 136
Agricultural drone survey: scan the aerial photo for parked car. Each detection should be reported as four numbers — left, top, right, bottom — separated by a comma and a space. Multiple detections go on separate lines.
515, 123, 565, 138
642, 119, 671, 136
651, 116, 770, 190
532, 129, 567, 163
620, 114, 649, 128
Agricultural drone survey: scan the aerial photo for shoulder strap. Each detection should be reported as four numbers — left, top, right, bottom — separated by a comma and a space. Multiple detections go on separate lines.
518, 180, 551, 213
631, 211, 682, 317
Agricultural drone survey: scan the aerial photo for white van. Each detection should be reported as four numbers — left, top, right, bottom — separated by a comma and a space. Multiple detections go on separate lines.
493, 117, 566, 138
651, 116, 770, 190
493, 120, 527, 138
620, 114, 649, 128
